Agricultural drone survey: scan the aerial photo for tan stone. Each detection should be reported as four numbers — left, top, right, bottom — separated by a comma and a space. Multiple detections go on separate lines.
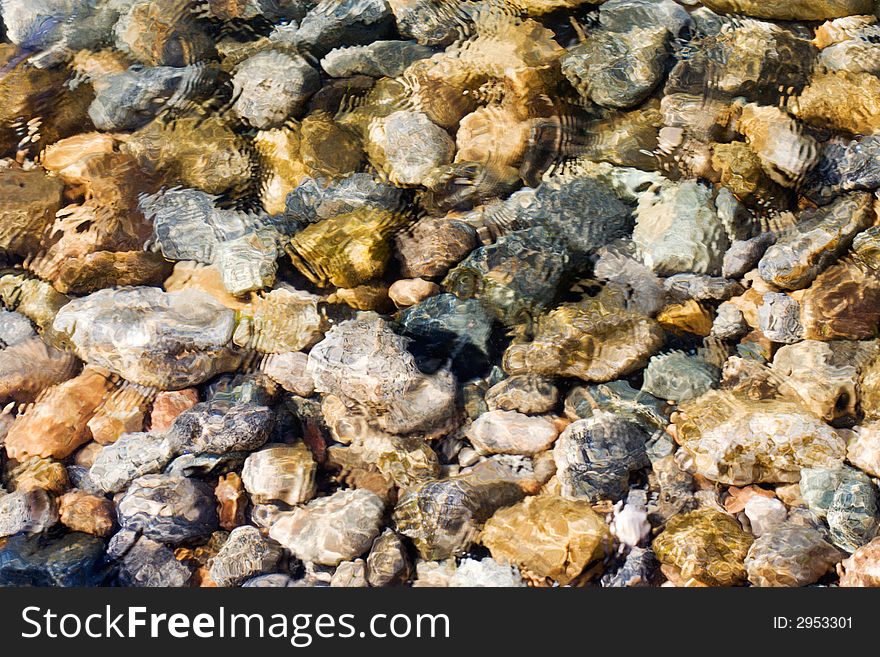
58, 490, 116, 537
480, 494, 613, 585
793, 70, 880, 134
7, 457, 69, 495
4, 367, 115, 460
838, 536, 880, 586
388, 278, 440, 308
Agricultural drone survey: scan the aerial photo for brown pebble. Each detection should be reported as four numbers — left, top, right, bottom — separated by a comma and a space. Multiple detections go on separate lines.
150, 388, 199, 433
215, 473, 248, 531
58, 490, 116, 537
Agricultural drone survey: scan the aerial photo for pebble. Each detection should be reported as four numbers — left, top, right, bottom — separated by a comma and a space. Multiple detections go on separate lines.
117, 474, 219, 544
388, 278, 440, 308
480, 494, 614, 585
366, 529, 411, 587
241, 443, 317, 506
0, 488, 58, 537
58, 490, 116, 537
367, 110, 455, 186
745, 525, 842, 587
117, 535, 192, 588
269, 488, 385, 566
209, 526, 283, 587
466, 410, 559, 456
837, 536, 880, 586
553, 412, 649, 503
232, 51, 320, 129
150, 389, 200, 433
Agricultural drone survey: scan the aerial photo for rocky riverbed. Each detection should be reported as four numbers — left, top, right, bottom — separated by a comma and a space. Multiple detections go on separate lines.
2, 0, 880, 587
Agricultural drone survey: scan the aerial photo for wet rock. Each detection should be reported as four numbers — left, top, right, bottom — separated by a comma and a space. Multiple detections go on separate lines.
367, 110, 454, 186
232, 51, 320, 129
838, 536, 880, 586
847, 423, 880, 478
114, 0, 215, 66
449, 557, 525, 587
602, 546, 661, 587
215, 472, 248, 531
0, 340, 78, 404
322, 40, 434, 78
503, 294, 665, 383
745, 525, 842, 587
757, 293, 803, 344
58, 490, 115, 537
800, 465, 868, 519
89, 64, 217, 132
633, 180, 729, 276
675, 391, 847, 485
393, 467, 524, 560
117, 474, 218, 544
771, 340, 862, 422
0, 532, 107, 587
562, 27, 669, 110
331, 559, 368, 587
642, 351, 719, 402
758, 193, 873, 291
262, 351, 315, 397
827, 478, 879, 552
723, 234, 776, 280
480, 494, 613, 585
242, 443, 317, 506
668, 17, 816, 102
744, 496, 787, 537
805, 135, 880, 203
700, 0, 872, 20
4, 367, 115, 461
117, 535, 192, 588
0, 167, 64, 257
167, 400, 273, 455
799, 232, 880, 341
553, 412, 649, 503
150, 389, 199, 433
7, 456, 68, 495
395, 216, 477, 280
484, 375, 558, 415
89, 432, 177, 494
209, 526, 282, 587
296, 0, 394, 57
0, 488, 57, 537
794, 70, 880, 135
388, 278, 439, 308
53, 287, 243, 389
269, 488, 385, 566
653, 508, 753, 587
466, 410, 558, 456
736, 104, 818, 188
366, 529, 411, 587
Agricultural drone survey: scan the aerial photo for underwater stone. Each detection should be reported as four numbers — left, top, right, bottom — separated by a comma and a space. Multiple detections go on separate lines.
269, 488, 385, 566
794, 70, 880, 135
0, 167, 64, 257
484, 375, 558, 415
633, 180, 728, 276
53, 287, 243, 390
167, 400, 273, 455
117, 535, 192, 588
562, 26, 669, 110
117, 474, 218, 544
449, 557, 525, 588
700, 0, 872, 20
232, 50, 320, 129
367, 110, 454, 186
481, 494, 613, 585
58, 490, 115, 537
366, 529, 411, 587
209, 526, 283, 587
0, 337, 80, 404
466, 410, 558, 456
261, 351, 315, 397
675, 391, 847, 485
393, 467, 525, 560
296, 0, 394, 57
745, 525, 842, 587
758, 193, 874, 290
150, 389, 199, 433
838, 536, 880, 586
0, 532, 106, 587
827, 478, 880, 553
553, 412, 649, 503
395, 216, 478, 280
388, 278, 439, 308
805, 135, 880, 203
847, 422, 880, 478
88, 433, 177, 493
800, 465, 869, 519
0, 488, 57, 537
503, 295, 665, 383
653, 508, 753, 587
321, 40, 434, 78
641, 351, 719, 402
241, 443, 317, 506
757, 293, 803, 344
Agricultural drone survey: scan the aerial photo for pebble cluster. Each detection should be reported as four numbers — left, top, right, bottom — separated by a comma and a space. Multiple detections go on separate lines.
3, 0, 880, 587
